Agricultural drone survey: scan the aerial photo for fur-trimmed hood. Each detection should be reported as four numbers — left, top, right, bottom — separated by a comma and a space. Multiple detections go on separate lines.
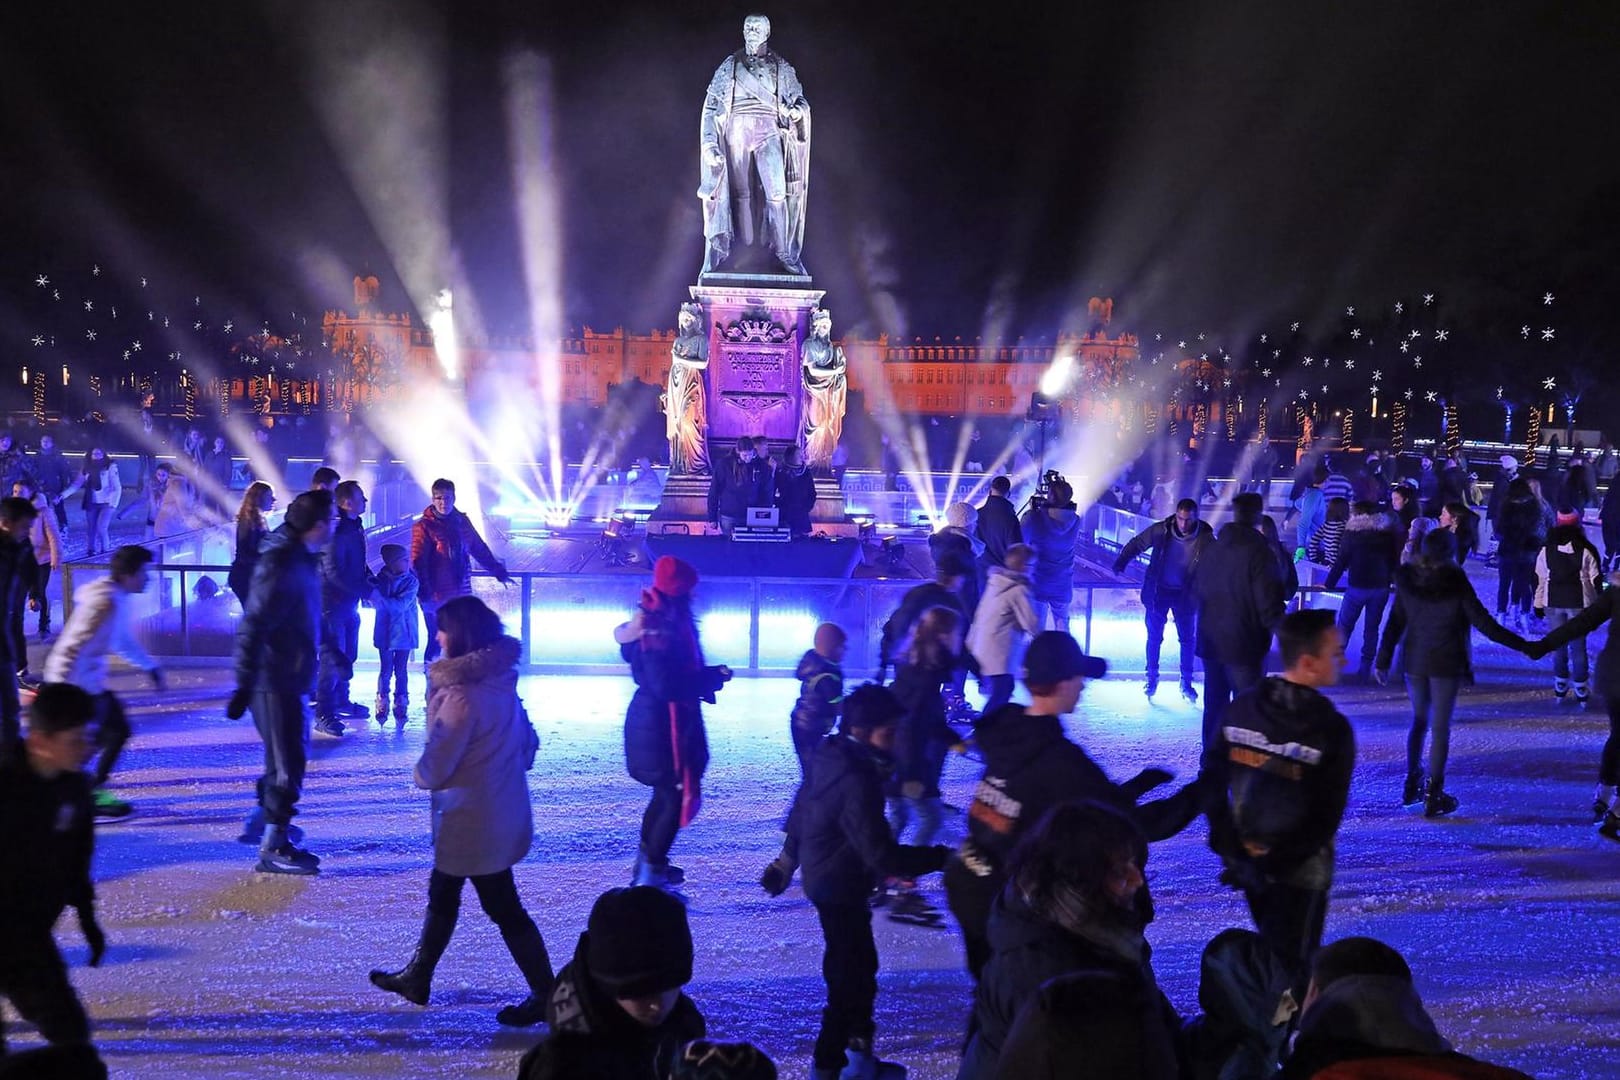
1343, 510, 1396, 533
428, 636, 522, 687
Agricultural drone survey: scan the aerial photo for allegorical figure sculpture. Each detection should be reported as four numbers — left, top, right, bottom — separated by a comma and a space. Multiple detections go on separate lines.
801, 306, 846, 470
699, 14, 811, 277
662, 302, 711, 476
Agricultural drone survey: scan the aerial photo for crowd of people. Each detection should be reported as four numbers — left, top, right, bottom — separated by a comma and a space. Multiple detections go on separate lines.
3, 435, 1613, 1078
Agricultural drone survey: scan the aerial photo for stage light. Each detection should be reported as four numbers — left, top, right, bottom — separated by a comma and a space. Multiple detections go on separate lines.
1039, 352, 1074, 398
430, 288, 459, 381
543, 504, 572, 528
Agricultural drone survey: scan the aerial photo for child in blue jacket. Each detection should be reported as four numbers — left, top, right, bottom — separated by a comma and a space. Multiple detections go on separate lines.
372, 543, 421, 725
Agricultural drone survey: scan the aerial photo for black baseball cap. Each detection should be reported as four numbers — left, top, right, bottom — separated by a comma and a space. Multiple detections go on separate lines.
1023, 631, 1108, 684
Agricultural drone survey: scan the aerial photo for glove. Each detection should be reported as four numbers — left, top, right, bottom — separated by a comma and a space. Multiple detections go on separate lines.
78, 906, 106, 967
1111, 558, 1127, 575
1293, 547, 1307, 563
1136, 767, 1175, 791
760, 856, 794, 897
226, 688, 251, 719
149, 667, 167, 691
1372, 668, 1389, 687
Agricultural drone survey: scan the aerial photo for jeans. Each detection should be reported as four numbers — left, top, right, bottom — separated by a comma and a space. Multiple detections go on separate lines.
28, 562, 51, 636
91, 692, 130, 788
251, 689, 309, 828
812, 902, 879, 1070
1546, 608, 1589, 683
85, 503, 112, 556
1144, 589, 1197, 684
376, 649, 410, 703
1030, 596, 1072, 633
0, 935, 92, 1053
1203, 661, 1264, 757
1496, 552, 1536, 614
316, 602, 361, 716
640, 784, 682, 868
421, 602, 441, 665
427, 867, 534, 933
887, 794, 943, 848
1405, 675, 1461, 792
791, 725, 824, 783
1336, 586, 1390, 671
7, 554, 38, 673
1602, 699, 1620, 786
981, 673, 1015, 715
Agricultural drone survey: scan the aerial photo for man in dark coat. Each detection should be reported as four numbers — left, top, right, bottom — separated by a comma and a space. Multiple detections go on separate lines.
944, 632, 1199, 982
1194, 493, 1287, 759
774, 446, 818, 536
706, 437, 771, 537
315, 480, 375, 736
876, 548, 973, 681
1019, 479, 1080, 632
1207, 610, 1356, 991
1113, 499, 1214, 701
0, 683, 103, 1061
770, 684, 949, 1080
1324, 503, 1402, 679
519, 886, 706, 1080
975, 476, 1025, 573
229, 489, 335, 874
0, 496, 39, 759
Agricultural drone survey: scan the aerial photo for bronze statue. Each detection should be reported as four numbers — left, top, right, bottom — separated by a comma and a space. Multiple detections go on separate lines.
801, 306, 846, 469
699, 14, 811, 277
662, 302, 711, 476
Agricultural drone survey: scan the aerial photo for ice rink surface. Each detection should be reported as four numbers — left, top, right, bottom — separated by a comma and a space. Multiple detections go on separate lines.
12, 638, 1620, 1078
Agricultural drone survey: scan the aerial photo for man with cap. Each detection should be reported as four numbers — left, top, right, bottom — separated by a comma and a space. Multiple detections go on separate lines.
766, 684, 951, 1080
944, 632, 1202, 981
369, 541, 420, 725
518, 885, 706, 1080
1486, 453, 1519, 550
615, 555, 732, 889
229, 489, 337, 875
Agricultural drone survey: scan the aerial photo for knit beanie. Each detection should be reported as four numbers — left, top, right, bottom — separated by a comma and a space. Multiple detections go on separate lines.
380, 543, 407, 564
1556, 508, 1581, 527
670, 1040, 777, 1080
586, 886, 694, 998
653, 555, 699, 599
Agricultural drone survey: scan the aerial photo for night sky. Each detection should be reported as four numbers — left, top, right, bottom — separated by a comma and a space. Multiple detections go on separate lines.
3, 1, 1618, 370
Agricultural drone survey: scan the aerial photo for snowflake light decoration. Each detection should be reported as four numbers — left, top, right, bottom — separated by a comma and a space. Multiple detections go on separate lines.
1350, 329, 1361, 339
1344, 359, 1355, 370
1543, 377, 1556, 390
1434, 329, 1449, 342
85, 330, 96, 341
1394, 301, 1404, 314
1425, 390, 1437, 402
1345, 306, 1355, 316
1541, 328, 1554, 341
1543, 292, 1554, 305
1412, 357, 1422, 368
30, 335, 43, 347
34, 275, 48, 288
1423, 293, 1434, 305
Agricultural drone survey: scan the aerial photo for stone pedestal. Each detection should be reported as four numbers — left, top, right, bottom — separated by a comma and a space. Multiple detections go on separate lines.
646, 274, 855, 538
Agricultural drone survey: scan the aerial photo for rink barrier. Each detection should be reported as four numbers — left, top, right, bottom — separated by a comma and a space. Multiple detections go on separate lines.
56, 561, 1341, 677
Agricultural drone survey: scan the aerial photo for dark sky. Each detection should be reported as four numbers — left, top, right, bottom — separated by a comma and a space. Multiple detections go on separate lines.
3, 0, 1619, 357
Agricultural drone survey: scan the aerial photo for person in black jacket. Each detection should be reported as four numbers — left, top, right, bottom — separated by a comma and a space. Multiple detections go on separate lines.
1493, 476, 1546, 629
1375, 529, 1530, 818
518, 886, 706, 1080
790, 623, 846, 781
959, 800, 1183, 1080
228, 489, 336, 874
1527, 582, 1620, 837
975, 476, 1025, 574
876, 549, 973, 681
0, 496, 38, 759
1601, 478, 1620, 569
774, 446, 818, 536
707, 437, 770, 537
1019, 479, 1080, 632
768, 684, 949, 1080
1207, 610, 1355, 990
315, 480, 375, 737
1195, 493, 1287, 759
1323, 503, 1401, 680
614, 556, 731, 890
0, 683, 103, 1060
1438, 501, 1479, 566
1113, 499, 1214, 702
944, 631, 1199, 982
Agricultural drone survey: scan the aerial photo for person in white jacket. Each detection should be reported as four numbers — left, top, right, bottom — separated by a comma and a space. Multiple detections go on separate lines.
967, 544, 1042, 714
42, 545, 167, 819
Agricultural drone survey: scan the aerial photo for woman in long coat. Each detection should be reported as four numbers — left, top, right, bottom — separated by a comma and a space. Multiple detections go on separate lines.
369, 595, 553, 1026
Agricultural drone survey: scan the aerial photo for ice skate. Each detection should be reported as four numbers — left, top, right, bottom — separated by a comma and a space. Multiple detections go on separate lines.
1599, 811, 1620, 842
257, 825, 320, 874
885, 887, 946, 928
1423, 790, 1459, 818
1401, 771, 1427, 807
1179, 678, 1198, 704
840, 1045, 908, 1079
1143, 675, 1158, 700
373, 696, 387, 723
93, 788, 134, 820
1592, 785, 1615, 823
393, 696, 409, 725
314, 716, 346, 738
1554, 677, 1570, 702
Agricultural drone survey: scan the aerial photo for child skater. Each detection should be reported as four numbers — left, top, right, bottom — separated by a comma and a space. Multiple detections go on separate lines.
791, 623, 847, 782
371, 543, 420, 726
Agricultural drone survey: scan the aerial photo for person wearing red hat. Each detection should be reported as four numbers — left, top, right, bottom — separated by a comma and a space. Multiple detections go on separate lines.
614, 556, 732, 889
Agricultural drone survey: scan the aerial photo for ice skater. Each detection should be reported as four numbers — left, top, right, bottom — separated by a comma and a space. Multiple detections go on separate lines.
1532, 506, 1603, 707
42, 545, 167, 820
614, 555, 731, 890
229, 490, 335, 874
767, 684, 949, 1080
1112, 499, 1213, 702
967, 543, 1041, 715
369, 595, 552, 1026
315, 480, 374, 736
791, 622, 846, 782
370, 542, 420, 726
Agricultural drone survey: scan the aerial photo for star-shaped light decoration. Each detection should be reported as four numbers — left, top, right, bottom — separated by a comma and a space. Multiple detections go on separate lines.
1409, 330, 1421, 340
1178, 340, 1187, 348
1543, 377, 1556, 390
1260, 333, 1268, 344
140, 277, 148, 288
91, 264, 101, 276
1223, 377, 1232, 387
131, 341, 142, 352
1423, 293, 1434, 305
1272, 349, 1281, 359
193, 321, 202, 330
1372, 369, 1383, 381
1541, 328, 1555, 341
1303, 356, 1314, 366
223, 320, 234, 334
1261, 368, 1272, 378
1154, 333, 1162, 341
1344, 359, 1355, 370
30, 335, 43, 347
1543, 292, 1554, 305
82, 300, 93, 313
1290, 321, 1301, 332
1321, 384, 1329, 394
194, 296, 201, 306
1197, 332, 1206, 341
122, 350, 131, 361
1399, 342, 1409, 353
1345, 306, 1355, 316
1200, 353, 1208, 361
1298, 389, 1309, 400
1496, 386, 1504, 399
1425, 390, 1437, 403
1350, 328, 1361, 339
1322, 357, 1332, 368
1404, 389, 1414, 400
1521, 326, 1531, 338
1369, 386, 1378, 396
1394, 301, 1404, 314
85, 329, 96, 341
109, 306, 116, 319
52, 289, 59, 300
1434, 329, 1449, 342
1275, 378, 1282, 387
1412, 357, 1422, 368
34, 275, 48, 287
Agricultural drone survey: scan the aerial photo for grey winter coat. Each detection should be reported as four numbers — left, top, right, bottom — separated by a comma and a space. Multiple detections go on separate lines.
967, 567, 1042, 677
417, 636, 538, 877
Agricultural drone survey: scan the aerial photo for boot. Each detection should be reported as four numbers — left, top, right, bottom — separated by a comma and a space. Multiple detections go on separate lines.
393, 695, 408, 724
1401, 771, 1427, 807
1424, 790, 1459, 818
374, 696, 387, 723
370, 911, 457, 1005
1143, 674, 1158, 700
1593, 784, 1615, 823
257, 824, 320, 875
1600, 810, 1620, 842
1575, 681, 1590, 708
1554, 677, 1570, 701
494, 922, 555, 1026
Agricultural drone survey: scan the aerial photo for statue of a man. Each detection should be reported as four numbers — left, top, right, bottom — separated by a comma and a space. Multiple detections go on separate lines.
699, 14, 811, 277
661, 302, 711, 476
801, 306, 846, 470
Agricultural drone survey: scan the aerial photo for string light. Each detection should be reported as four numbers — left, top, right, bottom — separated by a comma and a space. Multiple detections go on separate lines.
1340, 409, 1353, 451
1256, 400, 1268, 445
32, 371, 46, 426
1443, 401, 1460, 458
181, 370, 197, 422
1145, 402, 1158, 435
1391, 401, 1407, 453
1225, 400, 1238, 440
1525, 408, 1540, 467
218, 377, 230, 418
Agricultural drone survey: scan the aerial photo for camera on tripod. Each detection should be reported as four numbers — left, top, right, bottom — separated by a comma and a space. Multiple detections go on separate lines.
1029, 469, 1068, 510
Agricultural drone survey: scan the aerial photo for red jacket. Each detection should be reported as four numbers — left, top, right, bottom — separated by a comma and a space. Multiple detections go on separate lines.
410, 506, 508, 605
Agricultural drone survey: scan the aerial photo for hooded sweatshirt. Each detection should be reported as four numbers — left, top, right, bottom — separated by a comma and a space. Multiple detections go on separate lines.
1207, 677, 1355, 890
967, 566, 1042, 676
1324, 511, 1401, 592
